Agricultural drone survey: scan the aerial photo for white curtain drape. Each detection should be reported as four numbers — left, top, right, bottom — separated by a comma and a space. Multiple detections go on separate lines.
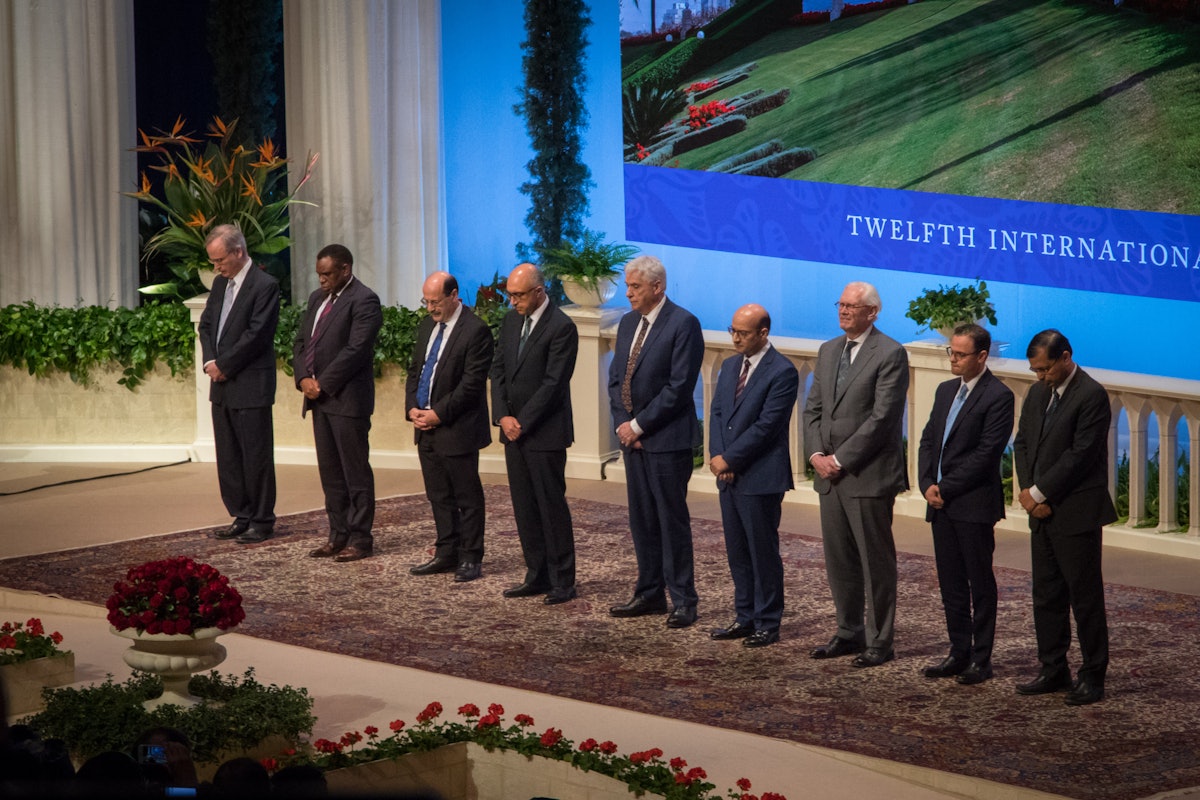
0, 0, 137, 308
283, 0, 444, 307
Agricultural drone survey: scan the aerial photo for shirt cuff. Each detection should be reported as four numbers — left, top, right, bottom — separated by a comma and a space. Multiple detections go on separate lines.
630, 418, 644, 437
1030, 485, 1047, 504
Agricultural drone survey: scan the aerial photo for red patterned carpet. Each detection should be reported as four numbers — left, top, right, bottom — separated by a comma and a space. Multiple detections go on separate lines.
2, 486, 1197, 800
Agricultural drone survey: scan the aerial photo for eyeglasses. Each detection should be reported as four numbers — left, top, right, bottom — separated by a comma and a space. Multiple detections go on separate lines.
834, 302, 872, 311
726, 327, 759, 339
419, 296, 447, 308
508, 288, 541, 301
1029, 356, 1061, 376
209, 251, 234, 266
945, 347, 981, 360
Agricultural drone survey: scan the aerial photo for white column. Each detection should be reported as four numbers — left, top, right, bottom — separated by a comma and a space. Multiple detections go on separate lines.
185, 294, 215, 462
562, 306, 622, 480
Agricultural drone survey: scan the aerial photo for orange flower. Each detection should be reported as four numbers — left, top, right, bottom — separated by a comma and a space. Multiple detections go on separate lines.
252, 138, 282, 168
186, 210, 208, 228
190, 155, 216, 185
240, 174, 262, 206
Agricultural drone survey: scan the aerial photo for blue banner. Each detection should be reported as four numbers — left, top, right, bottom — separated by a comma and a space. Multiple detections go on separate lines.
625, 165, 1200, 304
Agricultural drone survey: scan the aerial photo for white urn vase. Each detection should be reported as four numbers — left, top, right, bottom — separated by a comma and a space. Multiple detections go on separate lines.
560, 276, 619, 308
111, 626, 227, 709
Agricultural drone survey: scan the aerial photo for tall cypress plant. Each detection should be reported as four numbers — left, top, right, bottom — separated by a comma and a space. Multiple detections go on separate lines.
515, 0, 595, 263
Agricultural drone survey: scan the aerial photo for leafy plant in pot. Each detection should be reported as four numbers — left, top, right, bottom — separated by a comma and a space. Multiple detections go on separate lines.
905, 278, 997, 338
541, 230, 640, 308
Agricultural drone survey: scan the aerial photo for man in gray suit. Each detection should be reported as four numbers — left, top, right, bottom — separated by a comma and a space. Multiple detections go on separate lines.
803, 281, 909, 667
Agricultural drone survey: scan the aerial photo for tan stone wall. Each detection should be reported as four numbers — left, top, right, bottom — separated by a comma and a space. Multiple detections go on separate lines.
272, 364, 417, 453
0, 364, 194, 445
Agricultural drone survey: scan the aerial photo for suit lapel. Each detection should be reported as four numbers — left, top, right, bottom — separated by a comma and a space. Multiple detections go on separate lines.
630, 301, 671, 379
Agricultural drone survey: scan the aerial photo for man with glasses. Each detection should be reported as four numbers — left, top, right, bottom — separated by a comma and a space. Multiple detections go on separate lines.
708, 304, 799, 648
917, 324, 1014, 685
198, 224, 280, 544
803, 281, 908, 667
1013, 329, 1115, 706
406, 271, 494, 582
490, 263, 580, 605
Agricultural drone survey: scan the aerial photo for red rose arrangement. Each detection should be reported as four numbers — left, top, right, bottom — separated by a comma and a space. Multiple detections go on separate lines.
106, 556, 245, 635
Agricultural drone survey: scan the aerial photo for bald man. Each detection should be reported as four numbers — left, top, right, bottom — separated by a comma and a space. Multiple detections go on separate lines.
708, 305, 799, 647
490, 264, 580, 604
405, 271, 494, 582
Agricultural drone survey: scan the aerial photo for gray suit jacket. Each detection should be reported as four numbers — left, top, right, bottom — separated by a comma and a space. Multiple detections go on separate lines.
802, 326, 909, 497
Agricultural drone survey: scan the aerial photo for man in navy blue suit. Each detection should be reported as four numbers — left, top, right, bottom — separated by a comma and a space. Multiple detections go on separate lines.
607, 256, 705, 629
917, 324, 1014, 684
708, 305, 799, 648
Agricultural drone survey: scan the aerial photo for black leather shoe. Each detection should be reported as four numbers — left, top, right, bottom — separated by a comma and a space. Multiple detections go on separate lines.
851, 648, 895, 668
543, 586, 577, 605
1064, 678, 1104, 706
609, 596, 668, 618
743, 629, 780, 648
503, 582, 549, 598
1015, 669, 1072, 695
922, 655, 969, 679
710, 621, 754, 641
666, 606, 697, 629
215, 521, 249, 540
956, 663, 993, 685
236, 527, 272, 543
410, 556, 457, 576
454, 562, 482, 582
810, 636, 865, 660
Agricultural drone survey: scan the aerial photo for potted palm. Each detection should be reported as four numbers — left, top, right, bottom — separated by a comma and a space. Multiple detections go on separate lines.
905, 278, 997, 338
540, 230, 640, 308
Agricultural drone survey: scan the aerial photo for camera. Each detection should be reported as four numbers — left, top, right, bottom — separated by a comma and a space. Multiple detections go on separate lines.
138, 744, 167, 765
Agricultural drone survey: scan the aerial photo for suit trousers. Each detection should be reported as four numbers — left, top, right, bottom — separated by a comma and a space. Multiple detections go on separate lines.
212, 403, 276, 528
1030, 525, 1109, 683
417, 441, 486, 563
624, 448, 698, 609
930, 513, 997, 665
719, 489, 785, 631
818, 483, 897, 650
312, 407, 375, 550
504, 443, 575, 589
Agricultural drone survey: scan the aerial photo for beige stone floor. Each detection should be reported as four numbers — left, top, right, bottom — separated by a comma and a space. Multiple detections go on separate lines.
3, 461, 1197, 799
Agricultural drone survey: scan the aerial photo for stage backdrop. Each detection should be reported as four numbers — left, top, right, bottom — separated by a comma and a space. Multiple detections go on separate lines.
442, 0, 1200, 380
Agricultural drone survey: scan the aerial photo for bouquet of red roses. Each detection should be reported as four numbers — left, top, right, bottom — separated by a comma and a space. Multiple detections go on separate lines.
106, 556, 245, 635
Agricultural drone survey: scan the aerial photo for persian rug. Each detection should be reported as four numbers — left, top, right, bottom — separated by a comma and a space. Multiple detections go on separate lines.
2, 486, 1196, 800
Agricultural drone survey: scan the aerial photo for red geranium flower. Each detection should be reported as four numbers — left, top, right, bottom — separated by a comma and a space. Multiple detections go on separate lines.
487, 702, 504, 716
514, 714, 535, 727
578, 738, 598, 752
738, 778, 753, 791
670, 756, 687, 770
389, 720, 406, 732
416, 702, 443, 723
458, 703, 480, 718
599, 740, 618, 754
539, 728, 563, 747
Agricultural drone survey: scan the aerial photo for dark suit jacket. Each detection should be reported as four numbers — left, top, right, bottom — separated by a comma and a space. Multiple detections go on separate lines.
917, 369, 1015, 524
197, 264, 280, 408
709, 346, 799, 496
606, 299, 704, 453
490, 303, 578, 451
291, 277, 383, 418
1013, 367, 1117, 535
404, 305, 493, 455
802, 326, 909, 497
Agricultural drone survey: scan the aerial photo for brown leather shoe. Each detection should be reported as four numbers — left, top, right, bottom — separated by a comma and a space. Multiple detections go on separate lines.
334, 545, 373, 563
309, 542, 344, 558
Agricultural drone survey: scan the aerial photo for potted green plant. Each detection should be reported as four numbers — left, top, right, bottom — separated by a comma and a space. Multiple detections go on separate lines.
123, 116, 318, 299
905, 278, 997, 338
540, 230, 640, 308
0, 618, 74, 715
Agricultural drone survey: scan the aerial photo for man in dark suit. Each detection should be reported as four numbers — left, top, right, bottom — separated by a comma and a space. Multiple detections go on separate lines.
490, 263, 580, 605
198, 224, 280, 544
406, 271, 494, 583
1013, 329, 1115, 706
293, 244, 383, 563
917, 324, 1014, 685
708, 304, 799, 648
606, 255, 705, 629
803, 281, 909, 667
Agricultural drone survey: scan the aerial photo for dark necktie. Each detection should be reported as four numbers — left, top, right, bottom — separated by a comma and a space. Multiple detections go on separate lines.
518, 315, 532, 356
302, 294, 337, 377
415, 322, 446, 409
1042, 388, 1060, 433
621, 317, 650, 414
734, 357, 751, 402
835, 340, 857, 393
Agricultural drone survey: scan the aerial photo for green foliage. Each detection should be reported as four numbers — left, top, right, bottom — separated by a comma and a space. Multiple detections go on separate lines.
375, 304, 427, 375
623, 80, 688, 150
515, 0, 594, 261
0, 301, 193, 390
0, 619, 67, 666
626, 36, 702, 90
274, 300, 305, 376
473, 273, 511, 343
1116, 448, 1192, 530
541, 230, 640, 292
905, 279, 998, 334
22, 668, 314, 765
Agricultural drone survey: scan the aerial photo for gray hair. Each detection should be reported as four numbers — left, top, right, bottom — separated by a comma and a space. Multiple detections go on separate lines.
624, 255, 666, 288
846, 280, 882, 313
205, 224, 248, 257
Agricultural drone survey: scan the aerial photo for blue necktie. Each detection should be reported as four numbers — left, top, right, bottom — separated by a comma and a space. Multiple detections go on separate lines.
937, 383, 969, 481
415, 322, 446, 409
